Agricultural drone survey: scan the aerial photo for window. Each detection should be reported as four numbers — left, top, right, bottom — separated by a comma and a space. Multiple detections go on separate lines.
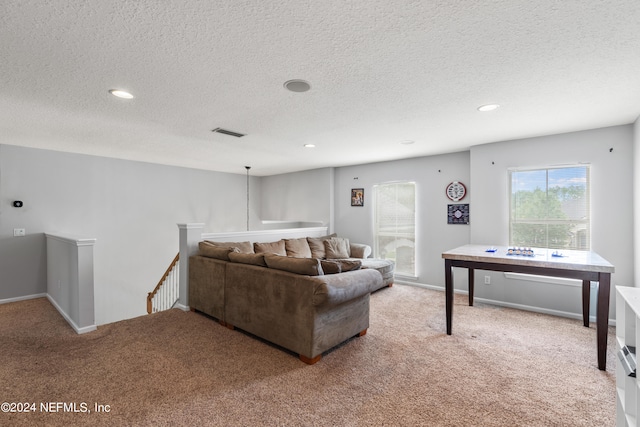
373, 182, 416, 276
509, 166, 590, 250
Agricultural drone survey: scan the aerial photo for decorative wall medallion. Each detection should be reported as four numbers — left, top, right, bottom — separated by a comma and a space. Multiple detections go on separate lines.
446, 181, 466, 202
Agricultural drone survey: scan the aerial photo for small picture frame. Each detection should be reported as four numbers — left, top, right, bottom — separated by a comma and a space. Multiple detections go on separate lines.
351, 188, 364, 206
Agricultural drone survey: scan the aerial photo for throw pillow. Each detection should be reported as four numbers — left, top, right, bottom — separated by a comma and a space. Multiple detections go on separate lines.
254, 240, 287, 256
199, 241, 240, 260
228, 252, 267, 267
206, 240, 254, 254
264, 254, 323, 276
307, 233, 337, 259
285, 238, 312, 258
323, 237, 351, 259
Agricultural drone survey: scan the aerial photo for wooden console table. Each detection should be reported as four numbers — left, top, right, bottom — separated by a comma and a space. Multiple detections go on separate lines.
442, 244, 615, 370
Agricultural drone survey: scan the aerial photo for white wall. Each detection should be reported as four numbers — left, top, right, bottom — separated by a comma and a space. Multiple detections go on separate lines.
634, 117, 640, 287
0, 144, 259, 325
470, 125, 633, 319
334, 152, 471, 287
260, 167, 334, 229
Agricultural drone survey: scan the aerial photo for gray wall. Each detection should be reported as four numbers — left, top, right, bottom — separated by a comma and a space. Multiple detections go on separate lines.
470, 125, 634, 319
2, 122, 636, 325
334, 152, 471, 287
332, 125, 633, 321
0, 144, 259, 324
260, 167, 334, 229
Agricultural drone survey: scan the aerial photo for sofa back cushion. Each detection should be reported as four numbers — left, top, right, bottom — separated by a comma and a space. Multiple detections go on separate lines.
264, 254, 323, 276
285, 238, 312, 258
306, 233, 337, 259
254, 240, 287, 256
228, 252, 267, 267
206, 240, 254, 254
324, 237, 351, 259
199, 241, 240, 260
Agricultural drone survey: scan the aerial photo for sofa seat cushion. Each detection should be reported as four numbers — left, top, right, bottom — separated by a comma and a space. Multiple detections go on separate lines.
310, 269, 383, 307
357, 258, 395, 287
320, 259, 362, 274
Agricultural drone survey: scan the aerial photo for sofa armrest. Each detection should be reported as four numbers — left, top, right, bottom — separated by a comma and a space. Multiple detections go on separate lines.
349, 243, 372, 259
310, 269, 382, 307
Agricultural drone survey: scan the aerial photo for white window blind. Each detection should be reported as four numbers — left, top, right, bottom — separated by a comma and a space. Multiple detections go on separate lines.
373, 182, 416, 276
509, 166, 590, 250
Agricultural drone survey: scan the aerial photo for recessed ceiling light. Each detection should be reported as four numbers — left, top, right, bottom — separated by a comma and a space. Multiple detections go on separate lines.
304, 144, 316, 148
284, 79, 311, 93
478, 104, 500, 112
400, 140, 415, 145
109, 89, 134, 99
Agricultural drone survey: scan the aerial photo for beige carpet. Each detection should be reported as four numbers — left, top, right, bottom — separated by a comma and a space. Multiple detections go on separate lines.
0, 285, 615, 426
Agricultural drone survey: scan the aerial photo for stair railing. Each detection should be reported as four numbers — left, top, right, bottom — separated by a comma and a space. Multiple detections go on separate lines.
147, 253, 180, 314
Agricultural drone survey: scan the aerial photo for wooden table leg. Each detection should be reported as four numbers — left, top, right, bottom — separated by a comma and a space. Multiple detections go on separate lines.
596, 273, 611, 371
445, 259, 453, 335
468, 268, 474, 306
582, 280, 590, 327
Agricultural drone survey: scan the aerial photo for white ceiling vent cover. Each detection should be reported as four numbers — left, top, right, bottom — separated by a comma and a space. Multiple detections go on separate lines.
211, 128, 246, 138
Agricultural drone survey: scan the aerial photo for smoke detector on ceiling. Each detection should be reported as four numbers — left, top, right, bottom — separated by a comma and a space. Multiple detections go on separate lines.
284, 79, 311, 93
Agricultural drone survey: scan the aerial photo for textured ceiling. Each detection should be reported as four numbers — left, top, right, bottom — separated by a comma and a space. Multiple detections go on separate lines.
1, 1, 639, 176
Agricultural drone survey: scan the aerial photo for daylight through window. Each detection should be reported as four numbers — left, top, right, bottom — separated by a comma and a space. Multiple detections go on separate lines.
509, 166, 590, 250
373, 182, 416, 276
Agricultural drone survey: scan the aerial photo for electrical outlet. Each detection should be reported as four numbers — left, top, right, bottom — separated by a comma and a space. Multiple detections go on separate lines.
13, 228, 26, 237
484, 275, 491, 285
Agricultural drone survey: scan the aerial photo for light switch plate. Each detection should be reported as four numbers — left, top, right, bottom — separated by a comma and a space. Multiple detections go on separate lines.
13, 228, 26, 237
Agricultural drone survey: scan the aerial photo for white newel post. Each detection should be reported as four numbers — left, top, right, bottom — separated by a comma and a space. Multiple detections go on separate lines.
177, 223, 204, 311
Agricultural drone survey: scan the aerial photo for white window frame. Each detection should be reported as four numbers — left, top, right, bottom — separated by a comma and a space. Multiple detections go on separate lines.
372, 181, 417, 278
508, 165, 591, 251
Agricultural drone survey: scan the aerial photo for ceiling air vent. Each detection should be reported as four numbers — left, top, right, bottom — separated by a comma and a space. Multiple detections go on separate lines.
211, 127, 246, 138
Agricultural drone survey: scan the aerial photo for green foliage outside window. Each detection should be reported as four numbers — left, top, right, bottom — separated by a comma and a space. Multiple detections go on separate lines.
510, 167, 589, 250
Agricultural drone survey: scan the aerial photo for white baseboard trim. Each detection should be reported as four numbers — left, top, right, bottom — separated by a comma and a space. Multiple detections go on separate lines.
394, 279, 616, 326
46, 294, 97, 334
0, 293, 47, 305
174, 303, 190, 312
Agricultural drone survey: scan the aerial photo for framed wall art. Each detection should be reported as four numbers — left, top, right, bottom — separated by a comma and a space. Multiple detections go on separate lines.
351, 188, 364, 206
447, 204, 469, 224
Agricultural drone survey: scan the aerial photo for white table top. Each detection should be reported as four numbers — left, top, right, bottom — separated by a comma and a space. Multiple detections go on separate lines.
442, 244, 614, 273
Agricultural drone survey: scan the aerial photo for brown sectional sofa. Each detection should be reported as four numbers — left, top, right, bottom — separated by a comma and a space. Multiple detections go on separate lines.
189, 235, 394, 364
